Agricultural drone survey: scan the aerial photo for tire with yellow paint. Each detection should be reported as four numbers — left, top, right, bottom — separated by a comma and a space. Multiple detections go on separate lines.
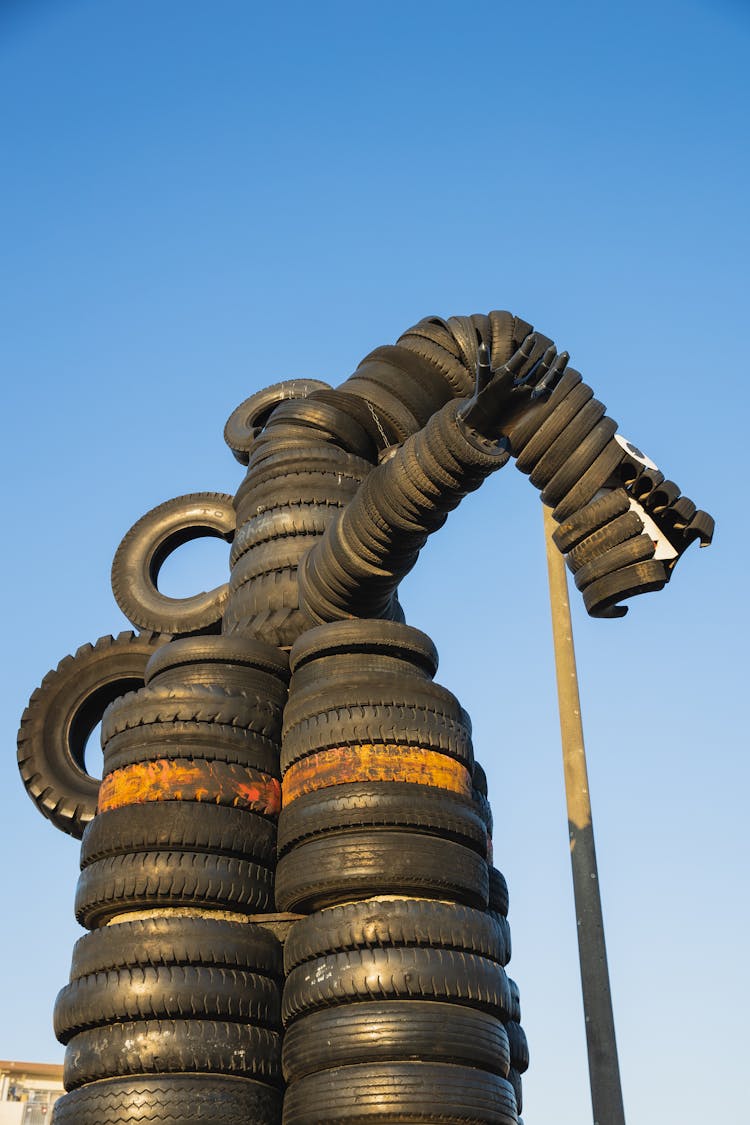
281, 744, 472, 806
97, 758, 281, 818
281, 701, 473, 773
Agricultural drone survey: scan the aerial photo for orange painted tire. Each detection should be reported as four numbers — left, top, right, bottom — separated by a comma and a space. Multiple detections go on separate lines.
98, 758, 281, 817
282, 745, 472, 806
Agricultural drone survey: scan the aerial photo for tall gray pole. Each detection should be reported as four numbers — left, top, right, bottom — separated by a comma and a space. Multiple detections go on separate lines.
542, 502, 627, 1125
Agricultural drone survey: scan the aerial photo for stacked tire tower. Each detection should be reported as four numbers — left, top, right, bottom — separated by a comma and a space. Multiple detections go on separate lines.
17, 310, 712, 1125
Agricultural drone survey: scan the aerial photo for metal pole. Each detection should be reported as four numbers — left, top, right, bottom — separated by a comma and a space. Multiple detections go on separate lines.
542, 502, 627, 1125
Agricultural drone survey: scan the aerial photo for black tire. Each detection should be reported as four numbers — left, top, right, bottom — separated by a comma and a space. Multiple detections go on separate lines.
281, 1062, 518, 1124
291, 653, 435, 691
80, 802, 277, 870
51, 1074, 281, 1125
489, 867, 510, 917
277, 782, 487, 859
224, 378, 331, 464
235, 440, 372, 494
282, 673, 465, 732
573, 533, 656, 591
68, 915, 282, 981
234, 471, 365, 528
289, 619, 438, 677
17, 631, 167, 838
550, 439, 625, 524
506, 366, 584, 455
230, 501, 343, 565
101, 684, 283, 745
281, 699, 473, 774
582, 558, 667, 618
75, 851, 274, 928
275, 830, 488, 913
63, 1019, 281, 1090
472, 760, 488, 796
282, 1001, 510, 1082
506, 1021, 530, 1072
507, 977, 522, 1023
222, 569, 313, 648
354, 347, 444, 428
565, 510, 645, 570
507, 1067, 524, 1114
514, 381, 594, 473
540, 419, 618, 508
111, 493, 234, 634
527, 397, 606, 488
552, 487, 631, 553
339, 377, 421, 443
144, 634, 289, 692
54, 965, 281, 1043
283, 895, 512, 973
266, 397, 377, 460
102, 720, 281, 778
473, 788, 493, 836
228, 535, 322, 594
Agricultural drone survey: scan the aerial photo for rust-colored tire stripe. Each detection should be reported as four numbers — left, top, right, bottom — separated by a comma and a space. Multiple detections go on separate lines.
98, 758, 281, 816
282, 744, 472, 806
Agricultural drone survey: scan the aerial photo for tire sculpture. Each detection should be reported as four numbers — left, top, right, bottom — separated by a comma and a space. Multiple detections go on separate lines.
18, 309, 712, 1124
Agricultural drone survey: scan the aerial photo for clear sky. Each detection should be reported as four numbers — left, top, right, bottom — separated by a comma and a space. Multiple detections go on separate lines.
1, 1, 747, 1121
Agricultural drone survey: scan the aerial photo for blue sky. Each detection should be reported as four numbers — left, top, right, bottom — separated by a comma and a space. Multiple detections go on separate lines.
1, 1, 747, 1121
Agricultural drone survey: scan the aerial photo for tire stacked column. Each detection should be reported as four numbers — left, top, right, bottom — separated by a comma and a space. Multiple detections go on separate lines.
222, 385, 385, 648
50, 635, 291, 1125
275, 619, 521, 1124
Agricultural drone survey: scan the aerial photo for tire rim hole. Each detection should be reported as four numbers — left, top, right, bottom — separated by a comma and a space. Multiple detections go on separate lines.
84, 719, 104, 780
156, 536, 230, 598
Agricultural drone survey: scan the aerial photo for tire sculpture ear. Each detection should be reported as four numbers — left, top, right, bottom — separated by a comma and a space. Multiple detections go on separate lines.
224, 379, 331, 464
111, 493, 235, 636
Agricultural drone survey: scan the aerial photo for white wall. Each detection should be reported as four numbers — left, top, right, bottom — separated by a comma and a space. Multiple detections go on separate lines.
0, 1104, 25, 1125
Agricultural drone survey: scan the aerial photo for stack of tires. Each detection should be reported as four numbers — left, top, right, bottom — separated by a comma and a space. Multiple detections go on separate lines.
50, 634, 291, 1124
223, 382, 384, 647
275, 619, 526, 1124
